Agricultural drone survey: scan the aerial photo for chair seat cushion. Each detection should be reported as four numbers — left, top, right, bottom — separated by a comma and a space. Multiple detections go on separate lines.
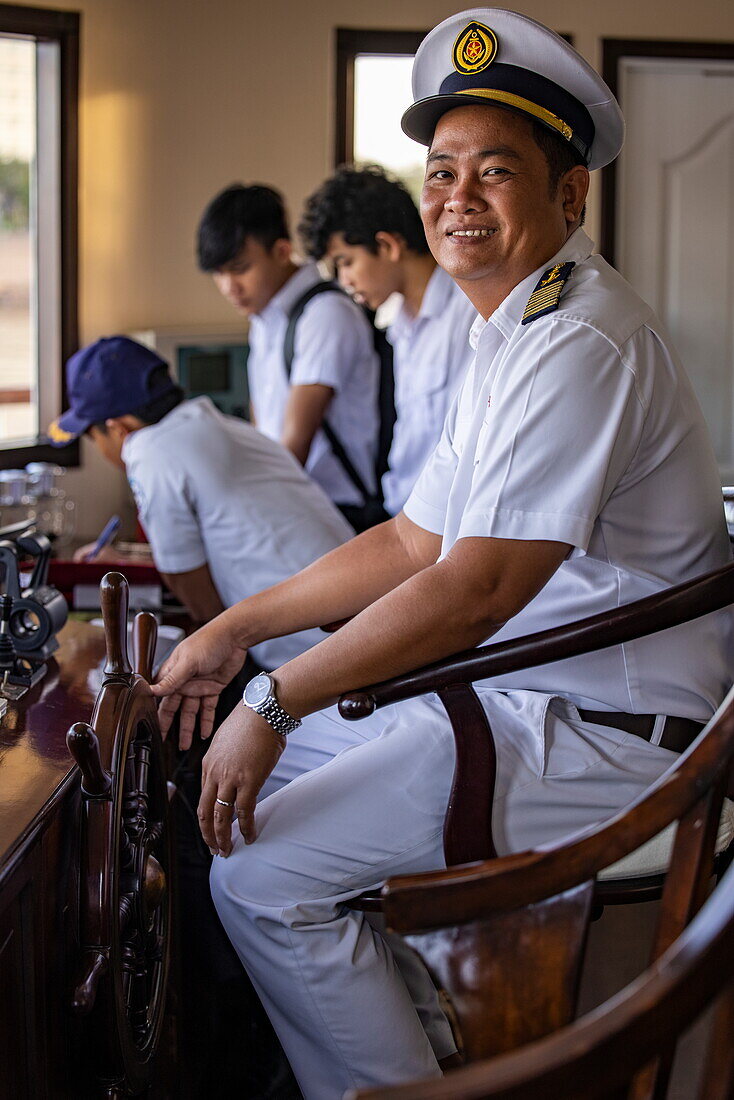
599, 798, 734, 881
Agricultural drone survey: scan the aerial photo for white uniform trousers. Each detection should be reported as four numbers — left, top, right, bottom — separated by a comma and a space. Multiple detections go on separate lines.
210, 690, 678, 1099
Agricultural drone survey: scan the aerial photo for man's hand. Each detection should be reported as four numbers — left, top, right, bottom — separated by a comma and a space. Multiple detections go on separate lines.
150, 615, 248, 748
198, 706, 285, 855
73, 542, 119, 563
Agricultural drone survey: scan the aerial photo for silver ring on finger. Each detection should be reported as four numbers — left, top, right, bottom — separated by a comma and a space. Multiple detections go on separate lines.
215, 797, 234, 808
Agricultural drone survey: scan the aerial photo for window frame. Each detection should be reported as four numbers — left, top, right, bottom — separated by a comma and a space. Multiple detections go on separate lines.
334, 28, 574, 171
334, 28, 428, 168
0, 2, 79, 468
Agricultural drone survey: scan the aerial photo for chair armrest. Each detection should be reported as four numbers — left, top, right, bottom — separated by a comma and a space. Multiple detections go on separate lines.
338, 560, 734, 720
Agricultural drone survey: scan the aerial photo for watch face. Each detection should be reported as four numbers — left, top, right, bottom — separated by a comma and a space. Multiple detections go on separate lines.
244, 673, 273, 708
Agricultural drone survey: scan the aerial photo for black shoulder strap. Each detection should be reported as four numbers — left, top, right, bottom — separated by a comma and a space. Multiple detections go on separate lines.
283, 280, 345, 378
371, 323, 395, 486
283, 280, 376, 504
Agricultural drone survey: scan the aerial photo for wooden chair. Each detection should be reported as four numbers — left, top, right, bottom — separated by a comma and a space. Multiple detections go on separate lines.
346, 682, 734, 1072
340, 559, 734, 910
347, 858, 734, 1100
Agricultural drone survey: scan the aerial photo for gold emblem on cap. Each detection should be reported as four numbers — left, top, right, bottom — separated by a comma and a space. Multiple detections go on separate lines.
452, 21, 498, 76
48, 420, 74, 443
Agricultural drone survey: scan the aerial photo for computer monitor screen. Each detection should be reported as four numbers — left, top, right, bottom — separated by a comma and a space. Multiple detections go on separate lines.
186, 352, 231, 394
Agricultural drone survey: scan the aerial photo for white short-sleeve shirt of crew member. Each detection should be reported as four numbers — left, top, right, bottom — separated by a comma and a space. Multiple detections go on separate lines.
247, 262, 380, 506
122, 397, 355, 669
382, 265, 477, 516
404, 229, 732, 721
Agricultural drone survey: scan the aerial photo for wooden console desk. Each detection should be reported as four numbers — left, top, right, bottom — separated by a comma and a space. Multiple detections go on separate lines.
0, 617, 176, 1099
0, 621, 107, 1097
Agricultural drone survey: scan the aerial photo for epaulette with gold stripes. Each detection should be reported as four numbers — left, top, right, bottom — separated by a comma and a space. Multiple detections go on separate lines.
521, 261, 575, 325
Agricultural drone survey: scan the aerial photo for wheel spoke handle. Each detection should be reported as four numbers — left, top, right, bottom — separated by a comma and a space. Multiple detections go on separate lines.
72, 948, 109, 1014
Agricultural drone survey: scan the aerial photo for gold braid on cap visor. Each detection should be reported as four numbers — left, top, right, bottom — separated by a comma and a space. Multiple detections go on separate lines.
454, 88, 573, 141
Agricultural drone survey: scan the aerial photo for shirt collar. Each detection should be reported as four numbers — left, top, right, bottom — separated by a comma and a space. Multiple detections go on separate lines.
419, 265, 455, 319
390, 265, 454, 340
468, 313, 487, 351
490, 228, 595, 340
259, 262, 324, 324
121, 397, 203, 463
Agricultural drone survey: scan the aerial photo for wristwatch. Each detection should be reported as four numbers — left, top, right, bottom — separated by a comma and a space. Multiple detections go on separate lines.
242, 672, 302, 737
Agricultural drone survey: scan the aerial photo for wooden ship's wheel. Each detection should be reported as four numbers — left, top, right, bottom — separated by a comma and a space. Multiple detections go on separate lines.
66, 573, 174, 1097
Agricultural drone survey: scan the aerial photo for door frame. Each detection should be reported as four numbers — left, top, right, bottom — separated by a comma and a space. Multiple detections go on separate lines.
600, 38, 734, 264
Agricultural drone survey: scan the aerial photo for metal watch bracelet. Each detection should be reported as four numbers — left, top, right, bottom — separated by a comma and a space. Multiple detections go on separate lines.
256, 695, 302, 737
242, 673, 302, 738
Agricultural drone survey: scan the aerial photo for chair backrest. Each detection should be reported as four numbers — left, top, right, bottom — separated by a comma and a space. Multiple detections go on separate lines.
348, 860, 734, 1100
369, 687, 734, 1079
340, 559, 734, 867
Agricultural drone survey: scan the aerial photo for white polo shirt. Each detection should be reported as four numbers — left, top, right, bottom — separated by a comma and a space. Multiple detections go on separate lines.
247, 263, 380, 507
122, 397, 354, 669
382, 266, 476, 515
405, 229, 732, 720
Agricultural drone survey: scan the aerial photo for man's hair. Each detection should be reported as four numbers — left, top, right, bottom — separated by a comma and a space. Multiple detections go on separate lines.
531, 121, 587, 222
196, 183, 290, 272
299, 165, 430, 260
88, 368, 184, 435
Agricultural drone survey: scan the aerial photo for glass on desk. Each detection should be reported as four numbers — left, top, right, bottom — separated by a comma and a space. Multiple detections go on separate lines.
24, 462, 75, 548
0, 469, 33, 529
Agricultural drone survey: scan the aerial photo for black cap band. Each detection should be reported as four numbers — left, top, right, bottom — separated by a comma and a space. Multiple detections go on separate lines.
438, 63, 594, 161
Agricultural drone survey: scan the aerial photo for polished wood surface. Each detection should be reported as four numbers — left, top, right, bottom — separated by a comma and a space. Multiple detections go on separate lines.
344, 558, 734, 907
100, 571, 133, 678
133, 611, 158, 683
0, 618, 107, 883
339, 559, 734, 718
439, 684, 498, 866
67, 576, 174, 1095
0, 579, 177, 1098
350, 864, 734, 1099
0, 617, 108, 1099
339, 560, 734, 1091
347, 690, 734, 1095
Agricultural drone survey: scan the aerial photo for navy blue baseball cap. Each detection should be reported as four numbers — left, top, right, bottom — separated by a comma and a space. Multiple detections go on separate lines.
48, 336, 177, 445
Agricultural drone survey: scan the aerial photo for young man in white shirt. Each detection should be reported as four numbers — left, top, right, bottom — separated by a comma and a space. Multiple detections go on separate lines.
153, 11, 732, 1097
49, 334, 340, 1095
300, 166, 477, 515
48, 335, 354, 683
196, 184, 382, 531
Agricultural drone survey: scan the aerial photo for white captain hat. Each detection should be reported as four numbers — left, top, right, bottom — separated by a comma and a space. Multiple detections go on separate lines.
402, 8, 624, 171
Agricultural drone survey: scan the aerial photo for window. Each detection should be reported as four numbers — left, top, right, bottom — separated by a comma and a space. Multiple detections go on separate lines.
0, 4, 78, 466
335, 29, 427, 200
336, 29, 573, 204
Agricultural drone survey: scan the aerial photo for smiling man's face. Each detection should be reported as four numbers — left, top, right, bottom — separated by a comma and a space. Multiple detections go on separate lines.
420, 103, 588, 317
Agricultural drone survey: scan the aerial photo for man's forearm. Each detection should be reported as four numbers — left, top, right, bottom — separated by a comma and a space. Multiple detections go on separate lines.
272, 537, 570, 718
272, 558, 500, 717
218, 514, 441, 652
160, 564, 226, 625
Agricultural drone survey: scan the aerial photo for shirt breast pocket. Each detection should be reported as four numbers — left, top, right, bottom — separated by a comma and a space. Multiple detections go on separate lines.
397, 355, 450, 410
414, 354, 450, 397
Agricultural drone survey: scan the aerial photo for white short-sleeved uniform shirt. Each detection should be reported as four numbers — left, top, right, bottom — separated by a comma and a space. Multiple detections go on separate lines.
405, 229, 732, 720
122, 397, 355, 669
247, 262, 380, 507
382, 266, 477, 516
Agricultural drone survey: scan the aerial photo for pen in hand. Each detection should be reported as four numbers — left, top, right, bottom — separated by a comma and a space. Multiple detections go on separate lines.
83, 514, 121, 562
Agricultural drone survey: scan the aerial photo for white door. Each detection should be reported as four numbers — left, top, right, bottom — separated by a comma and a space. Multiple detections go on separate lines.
615, 57, 734, 480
